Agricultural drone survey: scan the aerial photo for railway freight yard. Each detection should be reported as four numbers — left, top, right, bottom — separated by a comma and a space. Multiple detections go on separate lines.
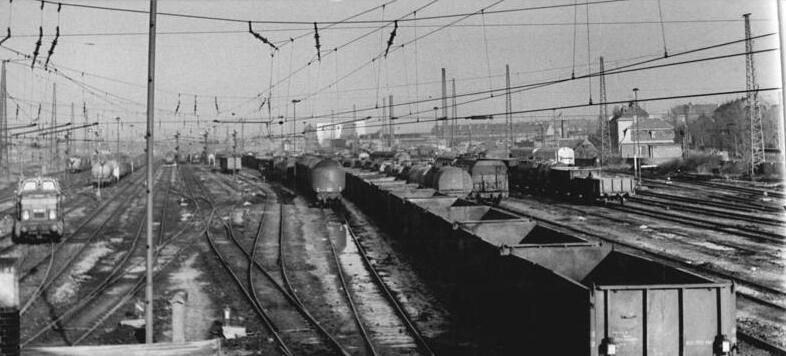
0, 0, 785, 355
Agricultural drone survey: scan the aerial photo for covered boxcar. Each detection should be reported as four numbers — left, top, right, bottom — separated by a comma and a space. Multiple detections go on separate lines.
216, 154, 241, 174
13, 176, 64, 243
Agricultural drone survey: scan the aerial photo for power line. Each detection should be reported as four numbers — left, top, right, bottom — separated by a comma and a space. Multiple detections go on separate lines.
26, 0, 627, 25
5, 18, 771, 39
304, 87, 781, 135
279, 32, 778, 123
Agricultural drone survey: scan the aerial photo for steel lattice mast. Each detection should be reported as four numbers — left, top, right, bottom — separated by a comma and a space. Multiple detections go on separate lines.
598, 56, 611, 167
744, 13, 765, 176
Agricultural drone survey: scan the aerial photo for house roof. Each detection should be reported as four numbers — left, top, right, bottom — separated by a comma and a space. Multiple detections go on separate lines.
635, 118, 674, 130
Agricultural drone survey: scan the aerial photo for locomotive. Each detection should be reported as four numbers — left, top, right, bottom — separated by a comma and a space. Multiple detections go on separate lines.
13, 176, 64, 243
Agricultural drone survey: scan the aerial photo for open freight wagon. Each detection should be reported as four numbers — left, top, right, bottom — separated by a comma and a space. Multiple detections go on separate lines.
342, 169, 737, 355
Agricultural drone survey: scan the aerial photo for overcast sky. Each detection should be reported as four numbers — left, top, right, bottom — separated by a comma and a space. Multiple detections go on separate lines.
0, 0, 782, 140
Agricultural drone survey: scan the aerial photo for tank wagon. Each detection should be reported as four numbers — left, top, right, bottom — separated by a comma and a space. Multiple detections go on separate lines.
342, 167, 738, 355
13, 176, 65, 243
406, 164, 473, 198
511, 146, 575, 165
91, 155, 138, 186
66, 156, 91, 173
455, 158, 509, 203
216, 154, 241, 174
295, 155, 345, 205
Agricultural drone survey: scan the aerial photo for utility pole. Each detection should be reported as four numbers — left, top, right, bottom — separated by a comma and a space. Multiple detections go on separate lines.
353, 105, 359, 154
505, 64, 512, 151
633, 88, 640, 185
598, 56, 610, 171
240, 117, 245, 153
144, 0, 158, 344
115, 117, 121, 155
388, 95, 394, 149
50, 83, 57, 175
451, 79, 457, 150
0, 60, 7, 180
744, 13, 765, 177
441, 68, 447, 145
174, 131, 180, 162
291, 99, 300, 153
232, 130, 237, 182
778, 0, 786, 169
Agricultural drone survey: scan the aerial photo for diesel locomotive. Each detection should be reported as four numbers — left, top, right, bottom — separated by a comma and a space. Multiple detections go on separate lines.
13, 176, 64, 243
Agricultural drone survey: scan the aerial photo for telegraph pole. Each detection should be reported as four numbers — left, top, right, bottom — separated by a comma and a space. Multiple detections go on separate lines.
144, 0, 158, 344
778, 0, 786, 169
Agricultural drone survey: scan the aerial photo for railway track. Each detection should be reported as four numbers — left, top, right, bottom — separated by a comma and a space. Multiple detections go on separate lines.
636, 189, 784, 215
497, 199, 786, 355
20, 165, 169, 345
237, 168, 434, 354
337, 201, 436, 356
195, 167, 353, 355
18, 163, 154, 320
609, 200, 786, 245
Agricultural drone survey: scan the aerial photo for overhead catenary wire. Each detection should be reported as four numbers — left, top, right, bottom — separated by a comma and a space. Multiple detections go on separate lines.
292, 32, 777, 123
303, 87, 781, 135
26, 0, 626, 25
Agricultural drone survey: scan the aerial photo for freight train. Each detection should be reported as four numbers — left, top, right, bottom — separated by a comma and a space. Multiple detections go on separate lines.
91, 155, 140, 186
343, 167, 737, 355
13, 176, 64, 243
510, 161, 635, 203
241, 153, 346, 205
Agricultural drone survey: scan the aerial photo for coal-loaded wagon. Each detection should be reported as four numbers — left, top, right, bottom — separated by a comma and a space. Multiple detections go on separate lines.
343, 167, 737, 355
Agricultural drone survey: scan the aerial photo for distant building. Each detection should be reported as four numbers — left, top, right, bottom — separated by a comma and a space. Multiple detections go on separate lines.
611, 103, 683, 164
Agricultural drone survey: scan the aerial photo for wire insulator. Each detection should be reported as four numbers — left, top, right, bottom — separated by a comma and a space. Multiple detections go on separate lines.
314, 22, 321, 61
44, 25, 60, 68
248, 21, 278, 51
0, 28, 10, 46
31, 26, 42, 69
384, 20, 398, 57
174, 93, 181, 115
